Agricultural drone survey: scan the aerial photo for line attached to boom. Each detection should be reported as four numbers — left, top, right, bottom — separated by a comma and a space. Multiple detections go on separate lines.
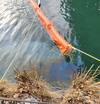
0, 15, 36, 82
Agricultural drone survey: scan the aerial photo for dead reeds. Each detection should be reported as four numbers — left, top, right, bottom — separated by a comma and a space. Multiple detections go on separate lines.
62, 65, 100, 104
0, 64, 100, 104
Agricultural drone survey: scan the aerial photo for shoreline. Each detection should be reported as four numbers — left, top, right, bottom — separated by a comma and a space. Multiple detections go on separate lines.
0, 64, 100, 104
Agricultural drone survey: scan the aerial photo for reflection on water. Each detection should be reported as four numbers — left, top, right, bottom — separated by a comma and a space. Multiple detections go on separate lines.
0, 0, 84, 83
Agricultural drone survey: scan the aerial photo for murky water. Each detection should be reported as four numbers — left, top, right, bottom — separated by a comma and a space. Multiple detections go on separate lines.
0, 0, 84, 84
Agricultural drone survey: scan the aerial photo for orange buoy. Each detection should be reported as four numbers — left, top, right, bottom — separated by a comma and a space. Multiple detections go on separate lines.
29, 0, 70, 54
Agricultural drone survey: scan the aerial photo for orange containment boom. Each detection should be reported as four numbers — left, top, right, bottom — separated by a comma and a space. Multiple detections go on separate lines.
29, 0, 70, 54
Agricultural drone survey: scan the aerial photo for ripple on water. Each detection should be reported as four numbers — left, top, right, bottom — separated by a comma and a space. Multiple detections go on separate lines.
0, 0, 84, 83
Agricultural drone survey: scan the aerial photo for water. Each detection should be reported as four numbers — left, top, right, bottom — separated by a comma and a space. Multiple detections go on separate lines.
70, 0, 100, 78
1, 0, 99, 85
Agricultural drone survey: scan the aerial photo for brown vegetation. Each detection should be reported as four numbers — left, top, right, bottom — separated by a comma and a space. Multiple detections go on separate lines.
0, 64, 100, 104
62, 65, 100, 104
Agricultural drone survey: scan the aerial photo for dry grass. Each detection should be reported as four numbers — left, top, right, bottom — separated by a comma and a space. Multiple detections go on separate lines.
0, 63, 58, 103
61, 65, 100, 104
0, 80, 16, 98
13, 63, 57, 103
0, 64, 100, 104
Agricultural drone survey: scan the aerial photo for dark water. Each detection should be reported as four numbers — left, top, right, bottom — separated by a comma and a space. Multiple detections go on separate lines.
1, 0, 99, 85
69, 0, 100, 78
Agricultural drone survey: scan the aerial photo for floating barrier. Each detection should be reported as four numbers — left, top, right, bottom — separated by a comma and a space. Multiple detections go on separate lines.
29, 0, 70, 54
1, 0, 100, 84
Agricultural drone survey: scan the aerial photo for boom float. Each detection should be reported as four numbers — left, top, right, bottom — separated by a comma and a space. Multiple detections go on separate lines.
29, 0, 70, 54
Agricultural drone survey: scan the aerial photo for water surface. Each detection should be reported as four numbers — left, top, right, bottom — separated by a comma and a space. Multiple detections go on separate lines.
0, 0, 84, 84
69, 0, 100, 78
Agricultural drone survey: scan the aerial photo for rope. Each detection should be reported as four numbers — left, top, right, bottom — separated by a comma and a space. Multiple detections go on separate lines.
52, 44, 100, 62
0, 15, 36, 83
63, 44, 73, 58
71, 45, 100, 62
